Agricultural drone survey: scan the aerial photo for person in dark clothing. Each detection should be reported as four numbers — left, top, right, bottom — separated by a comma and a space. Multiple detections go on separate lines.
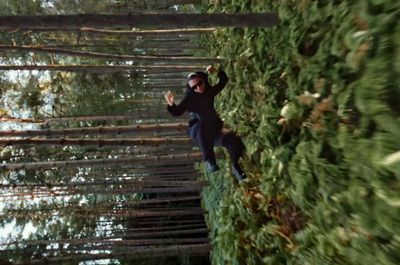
164, 65, 247, 181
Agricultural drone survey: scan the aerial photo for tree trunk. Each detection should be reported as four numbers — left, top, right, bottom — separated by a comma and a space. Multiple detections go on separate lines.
5, 229, 210, 247
0, 123, 188, 137
79, 27, 215, 36
135, 73, 187, 79
0, 137, 195, 148
112, 223, 207, 232
64, 41, 205, 50
0, 64, 203, 73
14, 244, 211, 265
1, 209, 207, 219
58, 187, 207, 196
138, 219, 204, 226
111, 0, 202, 8
90, 166, 198, 175
0, 180, 207, 189
86, 172, 201, 180
40, 41, 205, 50
140, 85, 186, 89
144, 52, 194, 57
84, 237, 209, 248
2, 205, 205, 215
96, 195, 201, 206
62, 148, 196, 160
0, 209, 208, 219
0, 13, 280, 30
0, 114, 186, 124
141, 80, 184, 85
0, 45, 225, 64
32, 111, 181, 122
0, 152, 209, 170
33, 238, 210, 253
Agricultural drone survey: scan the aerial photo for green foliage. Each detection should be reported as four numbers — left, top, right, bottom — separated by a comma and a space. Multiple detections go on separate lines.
0, 0, 44, 15
17, 76, 45, 109
199, 0, 400, 264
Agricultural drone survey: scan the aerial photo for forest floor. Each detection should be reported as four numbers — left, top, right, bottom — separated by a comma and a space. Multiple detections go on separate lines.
195, 1, 400, 264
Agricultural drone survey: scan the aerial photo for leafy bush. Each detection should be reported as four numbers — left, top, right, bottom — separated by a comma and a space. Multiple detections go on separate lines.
198, 0, 400, 264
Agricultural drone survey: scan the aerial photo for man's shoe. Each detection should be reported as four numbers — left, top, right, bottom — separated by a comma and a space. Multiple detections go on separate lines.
206, 161, 220, 173
232, 165, 247, 181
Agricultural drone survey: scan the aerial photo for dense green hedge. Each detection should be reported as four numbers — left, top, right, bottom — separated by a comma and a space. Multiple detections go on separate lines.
197, 0, 400, 264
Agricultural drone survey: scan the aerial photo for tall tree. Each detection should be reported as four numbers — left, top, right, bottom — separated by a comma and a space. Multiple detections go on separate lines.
0, 137, 195, 148
0, 64, 203, 73
0, 45, 225, 64
11, 244, 211, 264
0, 152, 209, 170
110, 0, 203, 9
0, 123, 188, 137
0, 13, 280, 30
25, 27, 216, 35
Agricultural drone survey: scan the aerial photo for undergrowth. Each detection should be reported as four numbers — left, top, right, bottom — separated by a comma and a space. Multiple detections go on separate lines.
196, 0, 400, 264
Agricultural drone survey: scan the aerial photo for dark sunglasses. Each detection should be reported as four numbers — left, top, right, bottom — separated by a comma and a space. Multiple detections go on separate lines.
190, 80, 203, 90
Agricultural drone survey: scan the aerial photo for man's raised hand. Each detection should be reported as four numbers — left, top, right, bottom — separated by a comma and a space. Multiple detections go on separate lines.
206, 65, 218, 74
164, 91, 175, 106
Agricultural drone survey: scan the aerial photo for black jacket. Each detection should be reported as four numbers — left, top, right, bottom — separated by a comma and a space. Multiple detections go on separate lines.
167, 70, 229, 133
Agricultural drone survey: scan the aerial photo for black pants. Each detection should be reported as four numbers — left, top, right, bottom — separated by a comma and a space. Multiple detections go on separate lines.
188, 122, 245, 169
